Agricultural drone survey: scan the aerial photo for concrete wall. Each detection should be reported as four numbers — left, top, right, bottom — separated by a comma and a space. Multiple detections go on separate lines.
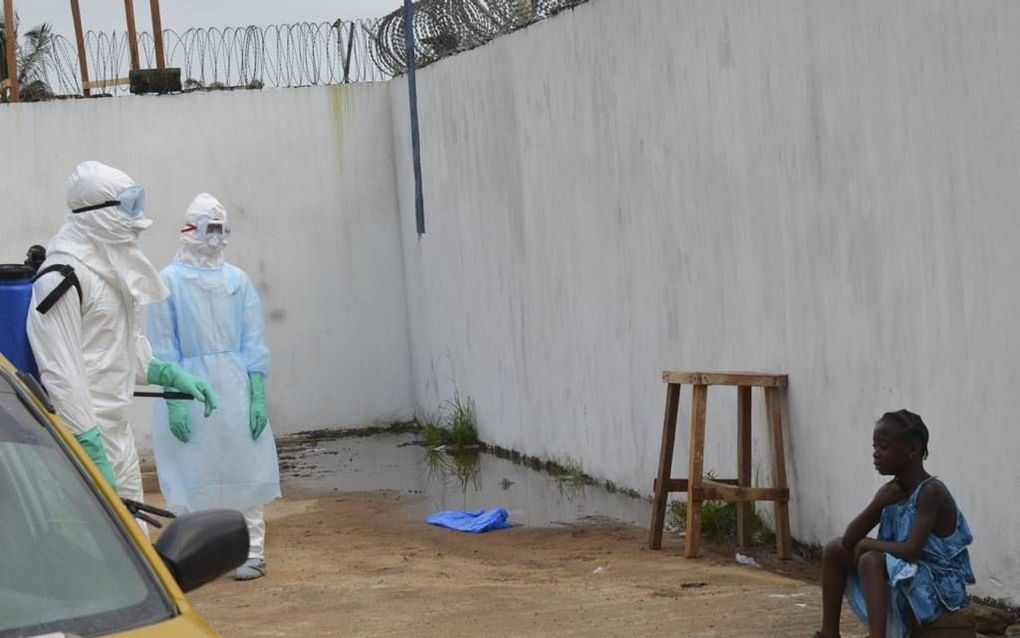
392, 0, 1020, 601
2, 0, 1018, 603
0, 85, 414, 444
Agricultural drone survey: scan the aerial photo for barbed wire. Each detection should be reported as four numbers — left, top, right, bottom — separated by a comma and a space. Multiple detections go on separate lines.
372, 0, 591, 76
35, 0, 592, 96
46, 20, 387, 95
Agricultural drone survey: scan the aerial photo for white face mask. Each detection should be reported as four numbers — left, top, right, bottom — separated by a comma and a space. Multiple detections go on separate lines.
130, 219, 150, 240
48, 207, 168, 305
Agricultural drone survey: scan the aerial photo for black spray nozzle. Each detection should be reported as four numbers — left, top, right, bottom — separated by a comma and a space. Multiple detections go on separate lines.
24, 245, 46, 273
122, 498, 177, 528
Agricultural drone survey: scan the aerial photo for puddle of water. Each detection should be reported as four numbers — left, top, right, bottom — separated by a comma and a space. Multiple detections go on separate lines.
278, 432, 652, 528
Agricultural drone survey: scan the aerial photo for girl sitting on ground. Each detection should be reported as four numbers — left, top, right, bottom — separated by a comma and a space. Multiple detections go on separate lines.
814, 410, 974, 638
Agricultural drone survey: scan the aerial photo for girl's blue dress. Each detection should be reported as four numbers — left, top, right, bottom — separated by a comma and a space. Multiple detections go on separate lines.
846, 477, 975, 637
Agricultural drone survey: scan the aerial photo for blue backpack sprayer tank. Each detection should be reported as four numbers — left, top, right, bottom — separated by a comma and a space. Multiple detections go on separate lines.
2, 246, 191, 406
0, 247, 47, 375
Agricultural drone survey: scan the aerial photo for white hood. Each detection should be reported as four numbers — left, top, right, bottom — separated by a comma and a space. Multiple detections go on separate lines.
174, 192, 230, 269
48, 161, 168, 305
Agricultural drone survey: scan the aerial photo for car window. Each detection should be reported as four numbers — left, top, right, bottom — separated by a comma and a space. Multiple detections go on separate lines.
0, 376, 176, 638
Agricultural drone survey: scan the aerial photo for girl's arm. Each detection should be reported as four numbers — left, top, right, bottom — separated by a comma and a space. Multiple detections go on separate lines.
841, 502, 884, 551
854, 482, 946, 563
841, 480, 905, 551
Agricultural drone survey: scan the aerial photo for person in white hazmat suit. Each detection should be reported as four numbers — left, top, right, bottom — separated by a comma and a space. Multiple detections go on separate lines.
148, 193, 280, 581
27, 161, 219, 509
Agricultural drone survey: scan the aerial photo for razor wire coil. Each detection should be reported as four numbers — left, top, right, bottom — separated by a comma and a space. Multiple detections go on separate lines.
37, 0, 591, 96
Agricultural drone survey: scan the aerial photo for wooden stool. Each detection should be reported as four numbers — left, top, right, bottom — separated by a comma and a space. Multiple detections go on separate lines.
911, 611, 976, 637
648, 371, 792, 559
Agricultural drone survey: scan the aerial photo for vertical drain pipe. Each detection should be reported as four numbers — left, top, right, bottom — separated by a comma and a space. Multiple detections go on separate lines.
403, 0, 426, 235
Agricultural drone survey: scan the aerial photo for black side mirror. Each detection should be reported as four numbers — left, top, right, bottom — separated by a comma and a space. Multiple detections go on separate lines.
154, 509, 249, 592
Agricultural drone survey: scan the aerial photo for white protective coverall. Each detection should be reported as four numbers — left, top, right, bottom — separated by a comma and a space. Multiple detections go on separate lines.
27, 161, 169, 505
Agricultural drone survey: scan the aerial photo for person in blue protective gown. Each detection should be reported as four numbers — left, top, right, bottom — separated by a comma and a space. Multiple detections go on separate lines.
814, 410, 975, 638
148, 193, 280, 581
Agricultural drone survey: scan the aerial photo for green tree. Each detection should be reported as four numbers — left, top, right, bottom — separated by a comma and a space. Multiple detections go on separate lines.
0, 12, 55, 102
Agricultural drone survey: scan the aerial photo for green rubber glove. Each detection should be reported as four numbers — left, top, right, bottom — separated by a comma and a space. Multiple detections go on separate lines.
249, 372, 268, 441
147, 358, 219, 417
75, 426, 117, 490
166, 394, 191, 443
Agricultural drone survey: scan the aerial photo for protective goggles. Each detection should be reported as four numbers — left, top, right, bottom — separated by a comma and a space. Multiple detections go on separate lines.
181, 217, 231, 240
71, 185, 146, 219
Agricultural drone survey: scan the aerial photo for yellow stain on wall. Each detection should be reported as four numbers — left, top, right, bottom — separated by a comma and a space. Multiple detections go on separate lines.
329, 83, 349, 177
328, 83, 354, 254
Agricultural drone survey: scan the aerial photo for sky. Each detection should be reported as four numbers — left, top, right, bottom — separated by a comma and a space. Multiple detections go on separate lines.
15, 1, 404, 37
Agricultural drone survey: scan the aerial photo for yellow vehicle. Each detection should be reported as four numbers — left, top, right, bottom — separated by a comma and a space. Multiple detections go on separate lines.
0, 355, 248, 637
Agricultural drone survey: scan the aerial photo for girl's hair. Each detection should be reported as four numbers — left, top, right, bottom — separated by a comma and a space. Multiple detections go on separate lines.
880, 409, 930, 460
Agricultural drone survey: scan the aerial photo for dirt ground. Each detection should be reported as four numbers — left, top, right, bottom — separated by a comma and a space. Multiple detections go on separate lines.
156, 487, 868, 638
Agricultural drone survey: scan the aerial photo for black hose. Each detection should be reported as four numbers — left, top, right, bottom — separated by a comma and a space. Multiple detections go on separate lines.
133, 391, 194, 400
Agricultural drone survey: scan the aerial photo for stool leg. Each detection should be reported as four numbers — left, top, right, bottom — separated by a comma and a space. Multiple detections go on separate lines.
649, 383, 681, 550
684, 384, 708, 558
765, 387, 792, 559
736, 385, 753, 548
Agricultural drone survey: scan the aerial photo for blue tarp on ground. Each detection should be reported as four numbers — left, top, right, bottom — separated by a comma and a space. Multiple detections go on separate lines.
426, 508, 512, 533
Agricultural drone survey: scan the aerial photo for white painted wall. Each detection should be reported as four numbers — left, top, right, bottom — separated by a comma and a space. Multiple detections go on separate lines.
2, 0, 1018, 604
0, 85, 415, 445
391, 0, 1020, 602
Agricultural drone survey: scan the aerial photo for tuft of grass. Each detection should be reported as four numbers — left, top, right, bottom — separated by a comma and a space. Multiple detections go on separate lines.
445, 393, 478, 447
421, 419, 448, 447
668, 500, 772, 544
422, 424, 447, 447
418, 393, 479, 448
668, 470, 772, 545
552, 456, 586, 487
417, 407, 449, 447
550, 456, 587, 499
669, 500, 734, 542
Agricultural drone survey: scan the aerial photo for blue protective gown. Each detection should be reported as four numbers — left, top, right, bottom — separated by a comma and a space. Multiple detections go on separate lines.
147, 261, 280, 512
